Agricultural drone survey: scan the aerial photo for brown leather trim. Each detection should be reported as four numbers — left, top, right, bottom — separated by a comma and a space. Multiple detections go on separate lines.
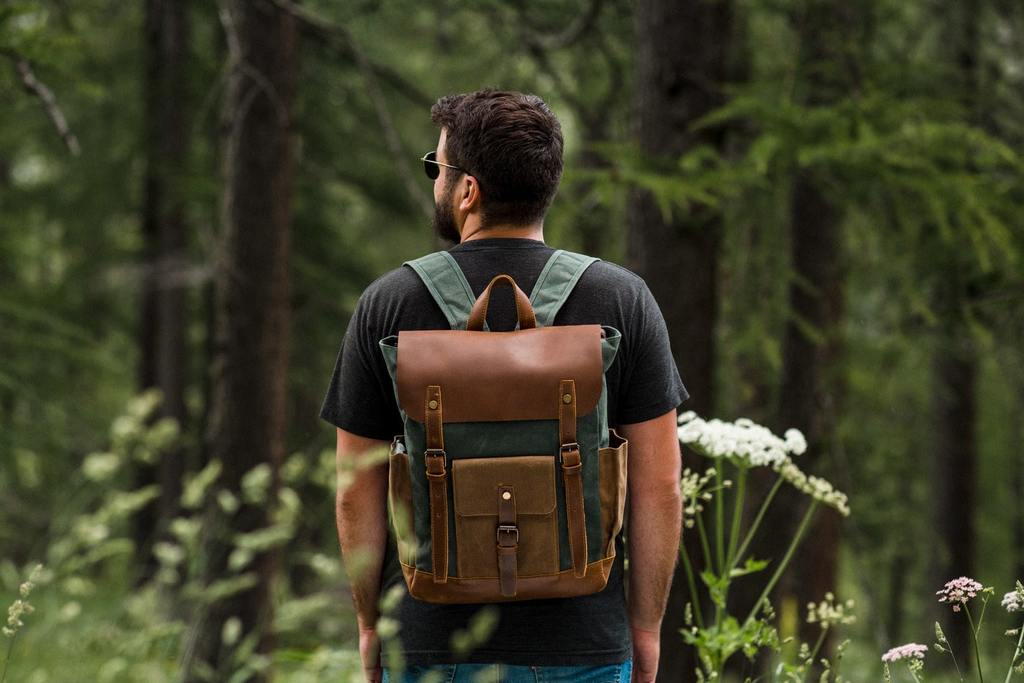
559, 379, 576, 447
387, 441, 417, 566
598, 428, 629, 558
561, 446, 587, 578
467, 274, 537, 331
395, 325, 604, 423
559, 379, 588, 578
402, 556, 615, 604
425, 385, 444, 451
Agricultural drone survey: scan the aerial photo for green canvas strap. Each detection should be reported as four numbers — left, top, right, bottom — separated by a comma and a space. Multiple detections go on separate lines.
529, 249, 600, 328
406, 247, 598, 331
404, 251, 488, 331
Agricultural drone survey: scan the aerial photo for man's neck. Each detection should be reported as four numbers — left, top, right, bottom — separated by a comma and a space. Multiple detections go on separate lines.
460, 223, 545, 243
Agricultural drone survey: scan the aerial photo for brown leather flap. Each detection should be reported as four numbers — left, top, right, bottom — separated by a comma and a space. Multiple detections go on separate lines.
396, 324, 604, 423
452, 456, 557, 517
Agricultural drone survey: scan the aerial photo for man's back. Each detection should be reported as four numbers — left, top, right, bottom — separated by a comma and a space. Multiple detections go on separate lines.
320, 237, 688, 666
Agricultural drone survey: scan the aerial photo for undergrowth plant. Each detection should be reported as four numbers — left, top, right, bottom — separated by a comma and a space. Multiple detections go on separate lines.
676, 411, 853, 682
882, 578, 1024, 683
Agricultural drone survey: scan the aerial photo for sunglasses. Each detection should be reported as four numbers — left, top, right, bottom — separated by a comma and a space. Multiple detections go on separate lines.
421, 150, 466, 180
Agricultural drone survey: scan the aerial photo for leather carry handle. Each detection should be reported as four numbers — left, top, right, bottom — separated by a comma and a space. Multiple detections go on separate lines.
466, 274, 537, 331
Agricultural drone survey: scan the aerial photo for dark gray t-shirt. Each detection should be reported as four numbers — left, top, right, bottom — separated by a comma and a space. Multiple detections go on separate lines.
319, 237, 689, 666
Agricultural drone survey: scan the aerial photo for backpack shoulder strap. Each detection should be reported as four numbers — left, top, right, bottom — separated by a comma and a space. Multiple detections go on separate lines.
530, 249, 600, 327
404, 250, 486, 331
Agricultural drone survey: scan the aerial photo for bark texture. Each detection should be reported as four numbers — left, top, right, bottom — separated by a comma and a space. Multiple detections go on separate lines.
134, 0, 190, 587
628, 0, 732, 679
180, 1, 296, 679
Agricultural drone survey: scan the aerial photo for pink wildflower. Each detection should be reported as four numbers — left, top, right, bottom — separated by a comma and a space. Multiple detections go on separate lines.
882, 643, 928, 663
936, 576, 983, 612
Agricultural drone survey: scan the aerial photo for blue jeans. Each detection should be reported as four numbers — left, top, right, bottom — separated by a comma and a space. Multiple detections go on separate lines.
381, 660, 632, 683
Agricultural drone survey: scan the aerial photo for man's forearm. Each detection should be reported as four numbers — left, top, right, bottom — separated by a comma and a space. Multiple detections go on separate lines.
626, 482, 682, 631
337, 480, 389, 630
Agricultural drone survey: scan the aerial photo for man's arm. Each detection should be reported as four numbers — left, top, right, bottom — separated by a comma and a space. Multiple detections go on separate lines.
619, 408, 683, 682
335, 427, 390, 631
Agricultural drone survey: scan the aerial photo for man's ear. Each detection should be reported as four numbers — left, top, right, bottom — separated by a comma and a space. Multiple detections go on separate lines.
457, 175, 480, 213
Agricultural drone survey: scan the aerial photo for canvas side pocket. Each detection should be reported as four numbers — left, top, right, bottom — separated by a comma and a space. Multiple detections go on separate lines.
452, 455, 558, 579
387, 436, 417, 567
598, 428, 629, 559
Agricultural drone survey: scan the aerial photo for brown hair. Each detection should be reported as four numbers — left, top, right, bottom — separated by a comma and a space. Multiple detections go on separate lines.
431, 89, 564, 228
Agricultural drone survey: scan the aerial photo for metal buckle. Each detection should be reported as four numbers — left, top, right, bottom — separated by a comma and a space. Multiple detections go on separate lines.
424, 449, 446, 476
559, 442, 580, 453
496, 525, 519, 545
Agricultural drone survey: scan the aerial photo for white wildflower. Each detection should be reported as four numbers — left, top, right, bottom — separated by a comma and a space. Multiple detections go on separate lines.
4, 563, 43, 638
1003, 581, 1024, 613
678, 413, 805, 467
774, 458, 850, 516
679, 467, 716, 528
807, 592, 856, 628
784, 429, 807, 455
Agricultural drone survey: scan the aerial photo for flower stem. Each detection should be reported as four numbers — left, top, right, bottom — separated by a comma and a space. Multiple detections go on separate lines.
695, 505, 715, 582
743, 500, 819, 627
731, 475, 784, 574
945, 638, 965, 683
1, 631, 17, 683
801, 627, 829, 683
715, 466, 726, 575
726, 465, 748, 571
680, 536, 705, 629
965, 605, 985, 683
1004, 618, 1024, 683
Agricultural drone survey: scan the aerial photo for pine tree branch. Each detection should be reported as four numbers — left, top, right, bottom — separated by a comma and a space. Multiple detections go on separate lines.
264, 0, 432, 108
514, 0, 605, 51
264, 0, 434, 219
2, 49, 80, 155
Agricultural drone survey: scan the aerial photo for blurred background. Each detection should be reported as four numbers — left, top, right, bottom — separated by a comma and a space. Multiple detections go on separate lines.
0, 0, 1022, 681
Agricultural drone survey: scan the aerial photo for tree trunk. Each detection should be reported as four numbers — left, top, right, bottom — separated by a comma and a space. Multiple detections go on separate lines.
929, 328, 977, 659
781, 169, 847, 657
740, 0, 859, 670
629, 0, 732, 680
927, 0, 981, 664
133, 0, 190, 587
179, 1, 296, 679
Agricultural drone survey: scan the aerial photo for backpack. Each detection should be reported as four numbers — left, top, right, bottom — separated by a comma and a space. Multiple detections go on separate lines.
378, 248, 629, 604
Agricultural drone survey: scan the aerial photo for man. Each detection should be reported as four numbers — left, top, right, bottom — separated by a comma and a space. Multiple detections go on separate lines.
320, 89, 687, 683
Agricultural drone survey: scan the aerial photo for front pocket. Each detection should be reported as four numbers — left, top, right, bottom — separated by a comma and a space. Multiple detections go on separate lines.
452, 455, 558, 578
387, 436, 417, 566
598, 428, 629, 559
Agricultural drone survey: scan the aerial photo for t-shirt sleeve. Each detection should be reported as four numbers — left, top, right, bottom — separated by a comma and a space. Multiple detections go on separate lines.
318, 289, 403, 441
615, 281, 690, 425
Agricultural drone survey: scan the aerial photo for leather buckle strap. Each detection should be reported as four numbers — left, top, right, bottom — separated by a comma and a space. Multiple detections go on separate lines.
496, 524, 519, 545
425, 386, 448, 583
558, 380, 588, 578
497, 485, 518, 596
425, 449, 446, 477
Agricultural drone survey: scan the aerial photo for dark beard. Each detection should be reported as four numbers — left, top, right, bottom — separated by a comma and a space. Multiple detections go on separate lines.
431, 179, 461, 243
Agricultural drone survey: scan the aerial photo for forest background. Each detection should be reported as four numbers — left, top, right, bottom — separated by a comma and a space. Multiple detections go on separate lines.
1, 0, 1022, 681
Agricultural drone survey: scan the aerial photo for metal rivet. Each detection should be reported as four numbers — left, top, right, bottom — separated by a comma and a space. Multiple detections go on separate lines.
501, 491, 511, 500
428, 399, 438, 410
562, 393, 572, 404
